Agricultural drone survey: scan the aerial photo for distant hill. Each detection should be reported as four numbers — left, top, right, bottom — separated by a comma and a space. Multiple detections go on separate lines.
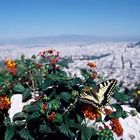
0, 35, 139, 47
0, 35, 102, 46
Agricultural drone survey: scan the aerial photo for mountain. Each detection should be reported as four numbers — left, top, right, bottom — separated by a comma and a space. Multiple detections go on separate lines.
0, 35, 139, 47
0, 35, 100, 46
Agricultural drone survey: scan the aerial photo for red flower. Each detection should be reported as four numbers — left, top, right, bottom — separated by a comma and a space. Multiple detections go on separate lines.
47, 49, 53, 54
38, 51, 46, 57
99, 126, 103, 130
9, 68, 17, 75
104, 124, 110, 130
55, 51, 60, 57
42, 103, 47, 110
36, 63, 42, 69
51, 58, 57, 64
91, 71, 98, 79
48, 112, 56, 122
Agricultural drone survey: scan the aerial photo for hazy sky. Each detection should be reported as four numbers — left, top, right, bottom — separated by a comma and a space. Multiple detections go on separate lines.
0, 0, 140, 39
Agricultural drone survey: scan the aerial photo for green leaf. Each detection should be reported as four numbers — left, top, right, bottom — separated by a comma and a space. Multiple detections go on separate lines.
59, 92, 72, 102
42, 75, 53, 89
0, 75, 4, 85
59, 123, 69, 137
122, 111, 129, 119
56, 71, 68, 77
22, 88, 32, 102
13, 84, 25, 92
96, 116, 102, 122
81, 125, 97, 140
71, 77, 83, 86
18, 129, 35, 140
17, 64, 27, 75
3, 117, 11, 126
109, 104, 127, 119
4, 125, 15, 140
76, 114, 83, 123
22, 104, 37, 113
13, 112, 26, 122
27, 111, 41, 123
58, 59, 69, 68
39, 124, 52, 134
112, 92, 129, 102
54, 113, 63, 123
36, 73, 43, 88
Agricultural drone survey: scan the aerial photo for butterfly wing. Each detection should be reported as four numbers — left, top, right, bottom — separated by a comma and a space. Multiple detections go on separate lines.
79, 79, 117, 108
98, 79, 117, 106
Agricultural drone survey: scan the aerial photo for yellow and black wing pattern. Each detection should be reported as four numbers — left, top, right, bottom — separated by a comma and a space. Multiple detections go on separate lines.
79, 79, 117, 108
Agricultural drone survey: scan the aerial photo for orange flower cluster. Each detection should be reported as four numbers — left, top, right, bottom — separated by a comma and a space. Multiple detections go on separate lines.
0, 95, 11, 110
104, 108, 124, 137
5, 59, 17, 75
5, 59, 16, 69
82, 104, 101, 120
48, 112, 56, 122
110, 119, 124, 137
87, 62, 96, 68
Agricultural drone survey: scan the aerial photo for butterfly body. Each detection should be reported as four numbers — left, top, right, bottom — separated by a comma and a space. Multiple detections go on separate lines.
79, 79, 117, 108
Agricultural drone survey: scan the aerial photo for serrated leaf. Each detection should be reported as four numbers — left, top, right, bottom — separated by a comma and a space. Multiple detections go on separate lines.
17, 64, 26, 75
22, 104, 37, 113
58, 59, 69, 68
77, 114, 83, 123
42, 75, 53, 89
39, 124, 52, 134
96, 116, 102, 122
13, 84, 25, 92
22, 88, 32, 102
36, 74, 43, 88
0, 75, 4, 85
59, 117, 76, 138
112, 104, 123, 111
54, 113, 63, 123
59, 92, 72, 102
27, 111, 41, 124
59, 123, 69, 137
122, 111, 129, 119
13, 112, 26, 122
56, 71, 68, 77
4, 125, 15, 140
18, 129, 35, 140
71, 77, 83, 86
109, 104, 126, 119
81, 125, 97, 140
112, 92, 129, 102
80, 69, 91, 80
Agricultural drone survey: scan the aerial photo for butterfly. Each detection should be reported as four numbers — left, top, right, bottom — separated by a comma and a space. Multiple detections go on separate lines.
79, 79, 117, 108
